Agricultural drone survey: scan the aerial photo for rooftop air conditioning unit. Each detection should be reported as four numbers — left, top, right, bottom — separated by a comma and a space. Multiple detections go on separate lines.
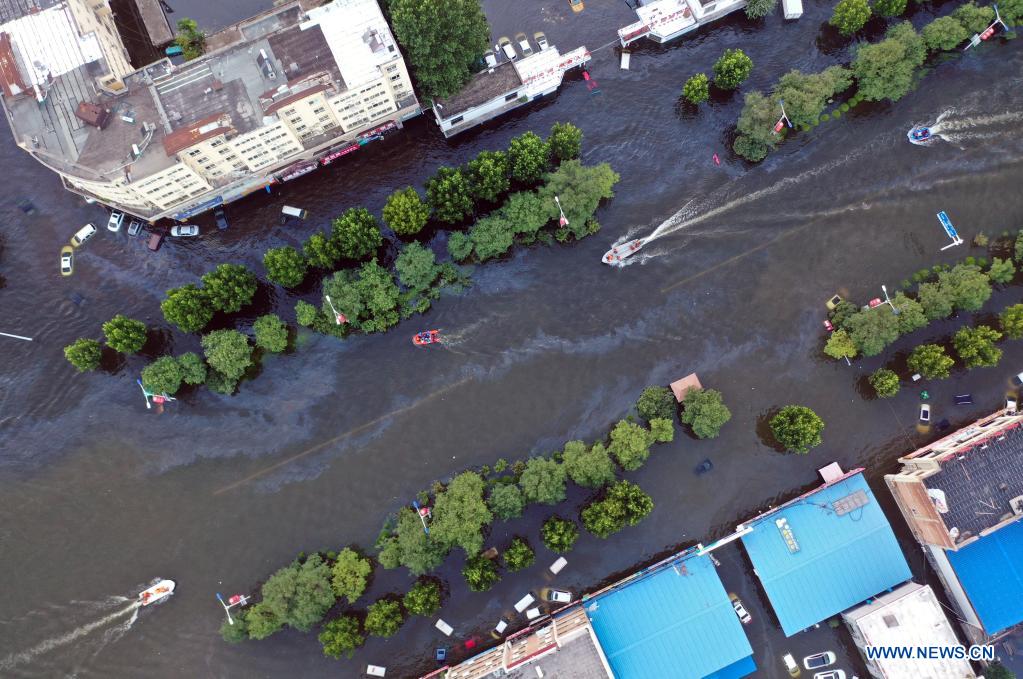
1010, 495, 1023, 515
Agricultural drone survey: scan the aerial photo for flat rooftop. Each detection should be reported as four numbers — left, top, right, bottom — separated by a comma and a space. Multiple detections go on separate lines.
586, 550, 755, 679
923, 421, 1023, 540
434, 61, 521, 119
505, 626, 610, 679
740, 471, 912, 636
844, 582, 975, 679
132, 0, 173, 45
947, 516, 1023, 635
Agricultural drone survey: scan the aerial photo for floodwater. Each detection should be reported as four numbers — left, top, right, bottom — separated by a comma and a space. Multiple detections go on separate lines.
1, 0, 1022, 676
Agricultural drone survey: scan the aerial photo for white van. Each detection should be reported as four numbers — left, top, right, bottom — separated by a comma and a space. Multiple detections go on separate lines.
281, 205, 308, 219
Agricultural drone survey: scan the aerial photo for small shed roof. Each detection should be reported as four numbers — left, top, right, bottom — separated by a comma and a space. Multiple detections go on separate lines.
947, 517, 1023, 635
740, 471, 912, 636
670, 373, 702, 402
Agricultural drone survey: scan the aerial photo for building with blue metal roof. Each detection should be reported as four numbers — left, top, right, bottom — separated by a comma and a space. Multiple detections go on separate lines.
585, 548, 755, 679
739, 470, 912, 637
946, 514, 1023, 636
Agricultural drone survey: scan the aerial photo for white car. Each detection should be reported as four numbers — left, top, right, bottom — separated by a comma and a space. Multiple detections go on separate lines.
1007, 395, 1018, 414
804, 652, 836, 670
730, 594, 752, 624
545, 589, 572, 604
107, 211, 124, 232
919, 403, 931, 424
534, 31, 549, 51
813, 672, 845, 679
516, 32, 532, 56
70, 223, 97, 247
170, 224, 199, 237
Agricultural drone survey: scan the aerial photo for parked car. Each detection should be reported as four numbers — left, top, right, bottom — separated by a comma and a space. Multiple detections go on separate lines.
17, 198, 37, 215
694, 458, 713, 475
867, 297, 883, 308
919, 403, 931, 424
147, 232, 165, 251
70, 223, 97, 247
107, 210, 124, 232
170, 224, 199, 237
282, 205, 308, 220
1007, 395, 1018, 414
825, 293, 843, 310
493, 619, 508, 636
534, 31, 549, 51
483, 49, 497, 68
803, 652, 836, 670
545, 589, 572, 603
782, 653, 801, 677
127, 219, 143, 236
60, 246, 73, 276
823, 319, 835, 332
214, 207, 229, 230
498, 36, 516, 61
729, 593, 752, 624
515, 33, 532, 56
813, 671, 845, 679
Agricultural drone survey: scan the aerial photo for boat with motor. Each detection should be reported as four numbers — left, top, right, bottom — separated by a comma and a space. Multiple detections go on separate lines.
602, 238, 644, 265
413, 330, 440, 346
907, 126, 932, 145
138, 579, 175, 606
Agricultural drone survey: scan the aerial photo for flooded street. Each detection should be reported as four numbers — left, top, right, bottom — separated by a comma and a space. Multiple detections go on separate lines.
1, 0, 1022, 676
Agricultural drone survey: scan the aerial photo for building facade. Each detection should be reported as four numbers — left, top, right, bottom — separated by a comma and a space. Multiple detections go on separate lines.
0, 0, 420, 221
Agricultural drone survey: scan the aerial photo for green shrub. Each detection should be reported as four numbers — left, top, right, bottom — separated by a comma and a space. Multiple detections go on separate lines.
541, 516, 579, 553
503, 537, 536, 572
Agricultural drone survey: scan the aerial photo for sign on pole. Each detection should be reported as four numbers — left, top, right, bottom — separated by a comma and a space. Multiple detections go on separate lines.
937, 211, 964, 250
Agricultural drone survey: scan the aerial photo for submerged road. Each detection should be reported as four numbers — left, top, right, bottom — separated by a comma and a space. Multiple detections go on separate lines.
1, 0, 1022, 676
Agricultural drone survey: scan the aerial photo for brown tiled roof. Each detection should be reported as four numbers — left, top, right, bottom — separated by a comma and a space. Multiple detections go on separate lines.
0, 32, 28, 97
162, 113, 232, 155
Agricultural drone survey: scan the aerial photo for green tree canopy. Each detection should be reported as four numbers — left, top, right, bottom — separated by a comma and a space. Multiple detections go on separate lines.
582, 480, 654, 538
201, 329, 252, 380
891, 292, 928, 335
999, 0, 1023, 25
847, 307, 901, 356
388, 0, 490, 100
142, 355, 184, 395
202, 263, 258, 314
466, 150, 510, 203
364, 599, 404, 638
541, 516, 579, 553
253, 314, 288, 353
508, 131, 550, 184
220, 609, 249, 643
330, 547, 373, 604
318, 615, 364, 659
636, 386, 676, 422
263, 246, 308, 288
939, 263, 992, 311
830, 0, 871, 35
952, 1, 995, 32
426, 166, 474, 223
824, 329, 859, 361
562, 440, 616, 489
395, 242, 441, 294
954, 325, 1002, 368
918, 281, 954, 320
260, 555, 336, 633
205, 368, 239, 396
377, 507, 447, 575
908, 343, 954, 379
682, 73, 710, 104
520, 457, 568, 505
1001, 304, 1023, 340
829, 300, 860, 330
488, 483, 526, 520
161, 284, 213, 333
503, 537, 536, 571
874, 0, 906, 18
331, 207, 383, 261
712, 48, 753, 90
681, 388, 733, 439
177, 352, 207, 385
102, 315, 147, 353
745, 0, 778, 19
770, 405, 825, 454
175, 17, 205, 60
303, 232, 343, 270
322, 260, 402, 334
245, 602, 283, 640
462, 555, 500, 592
988, 257, 1016, 285
852, 21, 926, 102
537, 160, 619, 242
773, 67, 853, 128
982, 661, 1015, 679
608, 419, 653, 471
430, 471, 493, 556
64, 338, 102, 372
383, 186, 431, 236
649, 417, 674, 443
403, 579, 442, 616
733, 91, 781, 161
922, 15, 970, 52
548, 122, 583, 162
869, 368, 900, 398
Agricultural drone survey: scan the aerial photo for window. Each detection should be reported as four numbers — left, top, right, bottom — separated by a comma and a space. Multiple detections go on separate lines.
390, 74, 402, 81
505, 92, 519, 102
883, 614, 899, 628
450, 116, 463, 124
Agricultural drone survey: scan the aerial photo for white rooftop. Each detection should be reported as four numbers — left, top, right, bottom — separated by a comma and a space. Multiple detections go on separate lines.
844, 582, 976, 679
514, 45, 590, 96
301, 0, 399, 89
1, 4, 102, 96
637, 0, 697, 38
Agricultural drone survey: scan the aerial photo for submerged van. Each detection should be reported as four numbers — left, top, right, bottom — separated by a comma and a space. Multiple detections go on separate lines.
281, 205, 308, 219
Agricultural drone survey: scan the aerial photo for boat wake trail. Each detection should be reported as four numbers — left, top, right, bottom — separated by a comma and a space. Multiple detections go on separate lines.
0, 599, 141, 671
922, 108, 1023, 145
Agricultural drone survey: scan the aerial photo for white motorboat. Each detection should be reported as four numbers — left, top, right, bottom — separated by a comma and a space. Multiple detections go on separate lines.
138, 579, 175, 606
602, 238, 644, 264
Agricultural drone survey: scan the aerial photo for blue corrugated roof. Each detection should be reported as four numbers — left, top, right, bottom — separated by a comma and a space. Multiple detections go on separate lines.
948, 518, 1023, 635
586, 551, 755, 679
740, 472, 911, 636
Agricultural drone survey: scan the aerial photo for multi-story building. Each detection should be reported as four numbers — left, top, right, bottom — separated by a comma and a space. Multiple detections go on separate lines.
886, 407, 1023, 642
0, 0, 420, 221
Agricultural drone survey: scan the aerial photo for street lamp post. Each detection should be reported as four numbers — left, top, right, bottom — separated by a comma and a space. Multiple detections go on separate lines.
217, 592, 250, 625
324, 295, 345, 325
554, 196, 568, 226
881, 284, 900, 315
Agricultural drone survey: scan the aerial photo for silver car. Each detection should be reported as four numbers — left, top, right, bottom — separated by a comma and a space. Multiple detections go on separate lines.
170, 224, 199, 237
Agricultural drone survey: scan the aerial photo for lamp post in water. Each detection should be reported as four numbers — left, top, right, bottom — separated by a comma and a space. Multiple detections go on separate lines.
881, 285, 899, 315
217, 592, 250, 625
324, 295, 346, 325
554, 196, 568, 226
